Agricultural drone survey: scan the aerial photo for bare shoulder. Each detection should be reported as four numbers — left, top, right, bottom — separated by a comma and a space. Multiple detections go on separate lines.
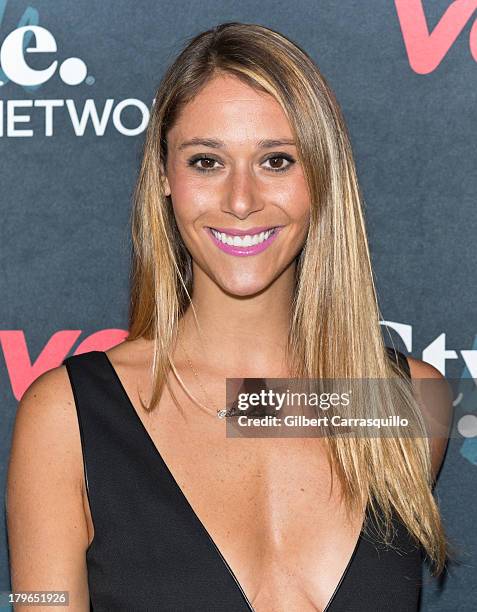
106, 336, 153, 365
8, 364, 83, 489
105, 337, 154, 388
406, 356, 453, 483
6, 364, 90, 606
407, 355, 444, 380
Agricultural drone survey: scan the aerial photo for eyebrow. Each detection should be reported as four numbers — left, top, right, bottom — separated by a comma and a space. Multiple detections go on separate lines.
177, 137, 296, 150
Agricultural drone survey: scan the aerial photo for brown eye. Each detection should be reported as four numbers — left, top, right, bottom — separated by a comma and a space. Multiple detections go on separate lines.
197, 158, 216, 169
187, 156, 220, 173
269, 157, 285, 169
263, 154, 295, 173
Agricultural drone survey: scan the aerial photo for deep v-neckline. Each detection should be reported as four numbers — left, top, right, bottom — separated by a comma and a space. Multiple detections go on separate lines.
100, 351, 366, 612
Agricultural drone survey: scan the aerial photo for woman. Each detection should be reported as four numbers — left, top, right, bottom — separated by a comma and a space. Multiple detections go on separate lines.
7, 22, 452, 611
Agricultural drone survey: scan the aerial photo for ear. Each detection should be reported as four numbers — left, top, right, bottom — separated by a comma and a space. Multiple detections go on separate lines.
160, 164, 171, 196
162, 175, 171, 197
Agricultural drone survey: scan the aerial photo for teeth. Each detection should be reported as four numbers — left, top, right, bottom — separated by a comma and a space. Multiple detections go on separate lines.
210, 228, 276, 247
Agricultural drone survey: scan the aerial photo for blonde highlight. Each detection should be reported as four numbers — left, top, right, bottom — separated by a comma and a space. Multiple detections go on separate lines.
126, 22, 450, 575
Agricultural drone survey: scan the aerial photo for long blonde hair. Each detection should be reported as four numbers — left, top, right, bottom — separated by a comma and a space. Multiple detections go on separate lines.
127, 22, 450, 575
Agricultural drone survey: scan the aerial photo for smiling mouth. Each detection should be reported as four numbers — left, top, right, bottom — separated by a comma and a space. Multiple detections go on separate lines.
208, 226, 279, 246
205, 225, 283, 257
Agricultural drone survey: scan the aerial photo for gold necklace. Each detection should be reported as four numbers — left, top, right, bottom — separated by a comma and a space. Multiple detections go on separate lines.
176, 338, 230, 419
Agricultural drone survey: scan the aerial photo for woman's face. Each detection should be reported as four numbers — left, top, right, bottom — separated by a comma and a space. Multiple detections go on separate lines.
163, 72, 311, 296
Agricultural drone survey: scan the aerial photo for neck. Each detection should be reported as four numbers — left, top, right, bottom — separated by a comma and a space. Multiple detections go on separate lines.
176, 262, 296, 377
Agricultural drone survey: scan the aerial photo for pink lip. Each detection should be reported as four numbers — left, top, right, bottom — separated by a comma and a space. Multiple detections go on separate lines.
208, 225, 282, 236
206, 226, 283, 257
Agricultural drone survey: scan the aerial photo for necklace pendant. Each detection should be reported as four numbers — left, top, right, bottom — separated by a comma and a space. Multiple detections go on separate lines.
217, 408, 228, 419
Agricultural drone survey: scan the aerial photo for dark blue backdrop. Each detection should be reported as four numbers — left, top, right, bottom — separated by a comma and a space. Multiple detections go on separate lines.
1, 1, 476, 609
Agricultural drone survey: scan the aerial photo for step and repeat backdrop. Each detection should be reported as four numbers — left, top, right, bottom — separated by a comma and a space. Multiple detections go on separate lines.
1, 1, 476, 610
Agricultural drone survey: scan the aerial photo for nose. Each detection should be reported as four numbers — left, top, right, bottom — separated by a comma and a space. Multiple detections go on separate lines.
221, 164, 264, 219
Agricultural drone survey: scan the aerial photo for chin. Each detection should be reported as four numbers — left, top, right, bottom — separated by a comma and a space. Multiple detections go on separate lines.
217, 277, 275, 298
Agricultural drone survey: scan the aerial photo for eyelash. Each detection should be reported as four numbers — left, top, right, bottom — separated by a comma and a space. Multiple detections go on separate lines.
187, 153, 296, 174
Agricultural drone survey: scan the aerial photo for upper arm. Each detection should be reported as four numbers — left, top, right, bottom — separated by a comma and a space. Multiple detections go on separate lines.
6, 365, 90, 611
407, 356, 453, 484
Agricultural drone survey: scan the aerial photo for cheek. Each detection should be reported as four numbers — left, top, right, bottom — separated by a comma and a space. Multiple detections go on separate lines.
274, 176, 310, 222
293, 174, 311, 218
168, 167, 217, 225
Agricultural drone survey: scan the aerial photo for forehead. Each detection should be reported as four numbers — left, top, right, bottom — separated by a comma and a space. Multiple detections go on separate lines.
168, 73, 293, 144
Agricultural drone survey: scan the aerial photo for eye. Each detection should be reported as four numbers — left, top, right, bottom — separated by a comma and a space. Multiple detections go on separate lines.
187, 155, 221, 173
262, 154, 296, 173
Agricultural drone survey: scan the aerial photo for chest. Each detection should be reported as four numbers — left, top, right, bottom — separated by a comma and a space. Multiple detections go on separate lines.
130, 404, 365, 611
77, 352, 423, 611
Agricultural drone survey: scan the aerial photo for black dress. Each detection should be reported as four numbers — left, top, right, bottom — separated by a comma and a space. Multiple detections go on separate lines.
63, 347, 423, 611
